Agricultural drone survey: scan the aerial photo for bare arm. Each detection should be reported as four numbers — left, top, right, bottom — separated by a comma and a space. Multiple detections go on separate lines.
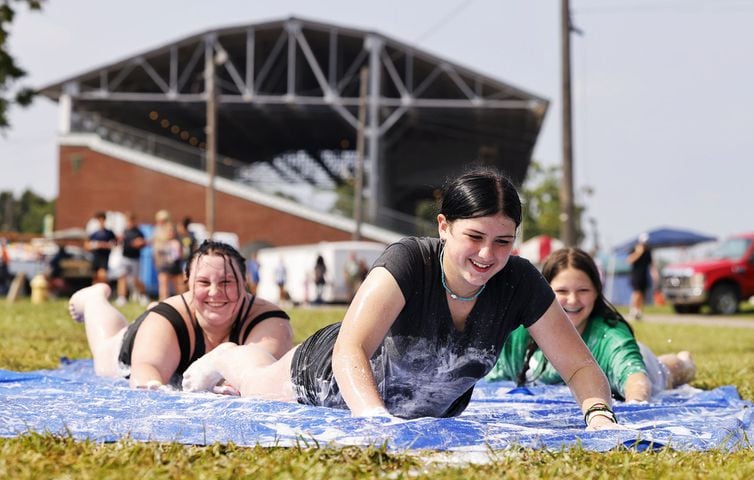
528, 300, 616, 428
243, 315, 294, 359
332, 267, 405, 416
626, 244, 644, 264
128, 314, 182, 388
623, 372, 652, 402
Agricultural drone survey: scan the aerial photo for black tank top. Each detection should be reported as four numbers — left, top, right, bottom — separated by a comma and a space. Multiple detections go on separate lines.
118, 294, 289, 386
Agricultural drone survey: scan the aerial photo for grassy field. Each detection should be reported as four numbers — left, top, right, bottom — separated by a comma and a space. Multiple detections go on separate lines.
1, 299, 753, 479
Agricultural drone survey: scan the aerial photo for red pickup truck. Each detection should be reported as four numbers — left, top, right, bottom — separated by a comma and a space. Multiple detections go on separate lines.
660, 232, 754, 314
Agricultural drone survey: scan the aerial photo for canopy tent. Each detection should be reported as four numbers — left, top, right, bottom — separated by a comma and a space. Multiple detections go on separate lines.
605, 227, 717, 305
613, 227, 717, 254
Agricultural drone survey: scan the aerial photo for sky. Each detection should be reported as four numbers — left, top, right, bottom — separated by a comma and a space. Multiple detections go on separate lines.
2, 0, 753, 250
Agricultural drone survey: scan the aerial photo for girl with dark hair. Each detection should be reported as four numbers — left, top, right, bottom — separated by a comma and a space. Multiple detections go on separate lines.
182, 167, 620, 429
68, 240, 293, 390
486, 247, 695, 402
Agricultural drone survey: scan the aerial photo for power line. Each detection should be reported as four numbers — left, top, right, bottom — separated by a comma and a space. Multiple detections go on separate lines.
414, 0, 476, 44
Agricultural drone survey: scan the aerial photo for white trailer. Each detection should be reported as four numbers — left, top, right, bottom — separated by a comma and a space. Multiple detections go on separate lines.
255, 241, 387, 304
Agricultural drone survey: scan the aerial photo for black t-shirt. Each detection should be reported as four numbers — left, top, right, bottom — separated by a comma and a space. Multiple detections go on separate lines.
630, 248, 652, 284
122, 226, 146, 259
292, 236, 555, 418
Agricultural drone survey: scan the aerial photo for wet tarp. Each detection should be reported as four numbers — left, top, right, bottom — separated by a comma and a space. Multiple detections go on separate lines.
0, 359, 751, 452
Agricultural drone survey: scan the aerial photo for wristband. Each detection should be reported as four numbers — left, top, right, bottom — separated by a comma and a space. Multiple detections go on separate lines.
584, 402, 617, 426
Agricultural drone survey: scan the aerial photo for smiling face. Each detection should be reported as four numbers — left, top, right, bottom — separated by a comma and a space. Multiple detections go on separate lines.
437, 213, 517, 297
550, 267, 598, 334
188, 253, 244, 328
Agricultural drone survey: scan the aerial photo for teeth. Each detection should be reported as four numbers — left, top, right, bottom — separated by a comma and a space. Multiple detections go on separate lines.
470, 259, 491, 269
564, 307, 582, 313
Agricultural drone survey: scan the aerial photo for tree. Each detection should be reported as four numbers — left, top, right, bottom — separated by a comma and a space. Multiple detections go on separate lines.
520, 161, 587, 244
332, 180, 355, 218
0, 189, 53, 233
17, 188, 53, 232
0, 0, 42, 130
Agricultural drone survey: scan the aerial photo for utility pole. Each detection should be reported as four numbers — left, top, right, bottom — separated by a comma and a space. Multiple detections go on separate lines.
560, 0, 576, 246
353, 66, 368, 240
205, 39, 218, 238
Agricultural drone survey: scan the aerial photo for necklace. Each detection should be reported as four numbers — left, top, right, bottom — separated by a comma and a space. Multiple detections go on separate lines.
439, 248, 486, 302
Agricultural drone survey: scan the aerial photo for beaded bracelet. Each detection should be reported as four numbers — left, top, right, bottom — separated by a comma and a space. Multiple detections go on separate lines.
584, 402, 617, 426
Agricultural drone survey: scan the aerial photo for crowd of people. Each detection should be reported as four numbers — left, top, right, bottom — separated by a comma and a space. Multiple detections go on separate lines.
78, 209, 197, 304
67, 166, 697, 430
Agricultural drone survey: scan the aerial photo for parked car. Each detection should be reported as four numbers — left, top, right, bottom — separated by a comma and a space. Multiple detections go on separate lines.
661, 232, 754, 314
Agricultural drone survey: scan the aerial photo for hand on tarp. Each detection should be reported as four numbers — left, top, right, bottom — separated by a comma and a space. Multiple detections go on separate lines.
182, 358, 225, 392
586, 414, 629, 431
354, 406, 403, 425
182, 343, 237, 392
137, 380, 176, 393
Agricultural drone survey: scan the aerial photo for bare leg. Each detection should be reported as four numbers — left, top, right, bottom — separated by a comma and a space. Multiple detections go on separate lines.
69, 283, 128, 377
183, 344, 298, 402
117, 275, 127, 301
158, 272, 169, 300
659, 351, 696, 387
629, 290, 645, 320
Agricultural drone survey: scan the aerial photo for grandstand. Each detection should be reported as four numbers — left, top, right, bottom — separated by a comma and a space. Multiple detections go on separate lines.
40, 16, 548, 247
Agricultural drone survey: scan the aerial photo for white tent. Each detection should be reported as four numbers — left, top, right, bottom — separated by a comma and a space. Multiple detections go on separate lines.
515, 235, 564, 266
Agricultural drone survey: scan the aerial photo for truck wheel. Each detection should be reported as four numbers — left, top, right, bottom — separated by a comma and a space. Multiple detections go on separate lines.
673, 304, 701, 314
709, 285, 739, 315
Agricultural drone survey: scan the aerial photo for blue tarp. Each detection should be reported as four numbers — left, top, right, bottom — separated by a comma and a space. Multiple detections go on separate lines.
1, 359, 751, 453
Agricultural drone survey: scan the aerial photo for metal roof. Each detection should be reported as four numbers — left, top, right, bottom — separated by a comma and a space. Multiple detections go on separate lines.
40, 16, 549, 234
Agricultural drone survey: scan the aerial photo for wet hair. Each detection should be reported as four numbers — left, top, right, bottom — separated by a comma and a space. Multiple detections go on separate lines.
515, 247, 633, 387
440, 166, 522, 226
185, 240, 248, 295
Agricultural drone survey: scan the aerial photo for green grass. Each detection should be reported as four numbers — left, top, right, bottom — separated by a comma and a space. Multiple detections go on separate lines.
1, 299, 753, 478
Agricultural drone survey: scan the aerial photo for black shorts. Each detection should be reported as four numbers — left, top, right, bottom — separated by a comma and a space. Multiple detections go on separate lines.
159, 260, 183, 275
91, 252, 110, 271
290, 322, 341, 406
630, 272, 649, 292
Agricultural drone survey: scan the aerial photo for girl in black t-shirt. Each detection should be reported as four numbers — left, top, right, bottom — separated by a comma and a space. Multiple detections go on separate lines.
182, 168, 621, 428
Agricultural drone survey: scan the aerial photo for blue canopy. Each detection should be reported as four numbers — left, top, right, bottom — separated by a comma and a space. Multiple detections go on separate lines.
614, 227, 717, 253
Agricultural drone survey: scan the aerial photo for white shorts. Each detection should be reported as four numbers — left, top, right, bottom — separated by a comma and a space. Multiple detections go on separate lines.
638, 342, 671, 395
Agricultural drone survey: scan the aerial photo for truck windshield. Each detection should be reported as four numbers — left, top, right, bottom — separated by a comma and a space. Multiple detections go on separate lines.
710, 238, 751, 260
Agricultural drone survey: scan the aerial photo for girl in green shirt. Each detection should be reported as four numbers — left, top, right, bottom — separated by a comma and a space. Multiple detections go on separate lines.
487, 248, 696, 402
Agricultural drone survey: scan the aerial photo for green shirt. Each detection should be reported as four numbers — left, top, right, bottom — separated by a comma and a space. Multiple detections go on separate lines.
486, 316, 647, 397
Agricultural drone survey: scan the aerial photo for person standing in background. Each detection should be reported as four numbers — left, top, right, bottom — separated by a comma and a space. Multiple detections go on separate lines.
343, 251, 361, 302
116, 213, 148, 306
86, 212, 116, 285
627, 233, 657, 321
246, 252, 260, 294
274, 257, 288, 305
313, 255, 327, 304
176, 217, 197, 271
152, 210, 185, 300
0, 237, 11, 295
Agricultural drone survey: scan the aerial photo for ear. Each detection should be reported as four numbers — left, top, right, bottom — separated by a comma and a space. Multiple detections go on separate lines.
437, 214, 450, 240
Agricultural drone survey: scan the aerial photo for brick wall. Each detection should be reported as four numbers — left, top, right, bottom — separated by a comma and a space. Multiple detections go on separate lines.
56, 145, 356, 248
